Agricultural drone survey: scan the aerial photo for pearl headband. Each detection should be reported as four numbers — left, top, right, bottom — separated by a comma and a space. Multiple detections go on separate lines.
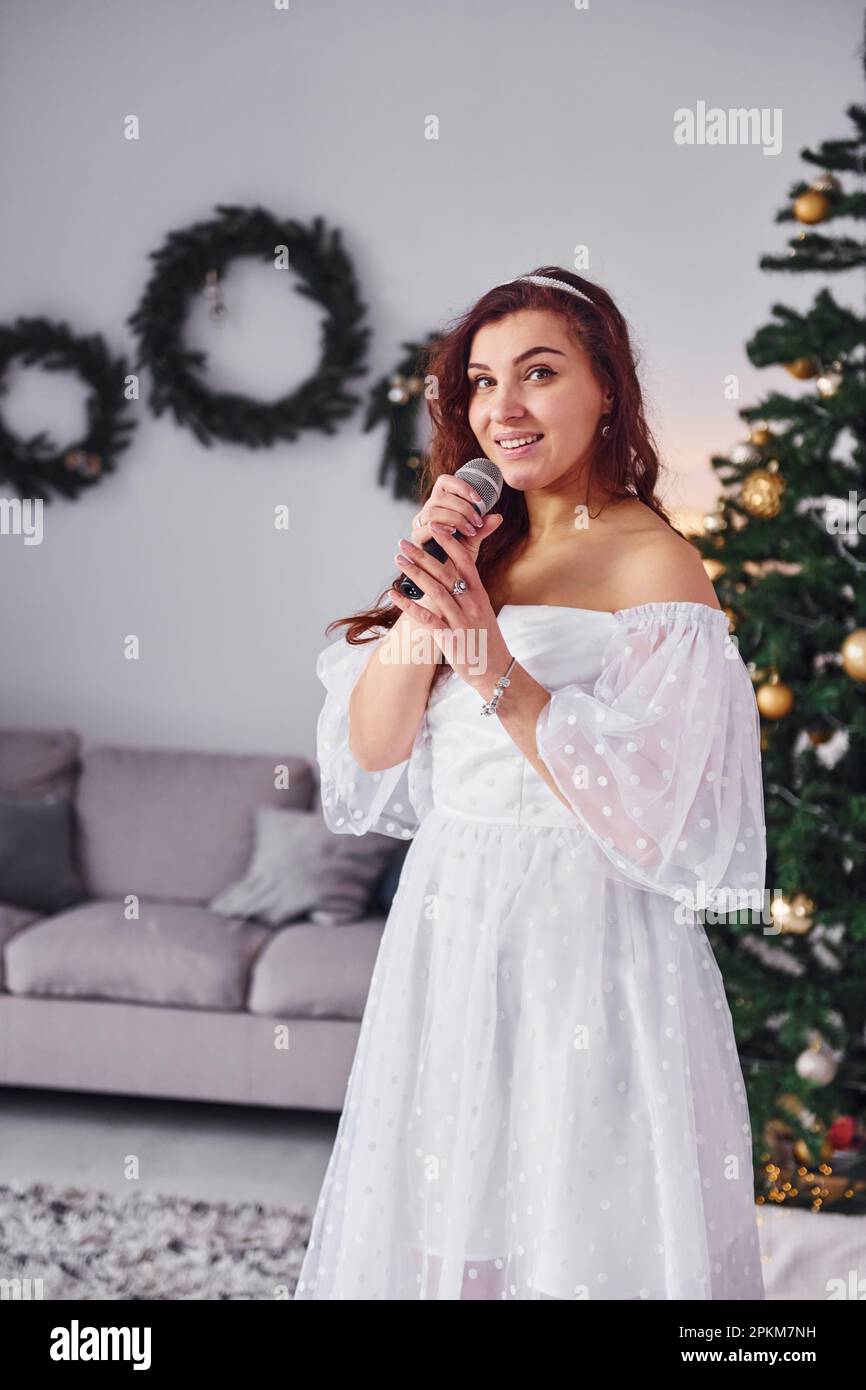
508, 273, 595, 304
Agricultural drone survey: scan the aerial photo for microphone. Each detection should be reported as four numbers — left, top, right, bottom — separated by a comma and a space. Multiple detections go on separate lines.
398, 458, 504, 601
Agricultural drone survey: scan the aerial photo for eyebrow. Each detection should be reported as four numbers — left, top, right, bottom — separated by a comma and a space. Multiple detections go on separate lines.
466, 345, 567, 371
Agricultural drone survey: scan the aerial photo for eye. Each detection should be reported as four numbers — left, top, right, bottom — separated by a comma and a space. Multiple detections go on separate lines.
469, 365, 557, 391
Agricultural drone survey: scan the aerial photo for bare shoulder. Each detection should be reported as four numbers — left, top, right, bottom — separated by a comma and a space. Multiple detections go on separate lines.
607, 500, 721, 610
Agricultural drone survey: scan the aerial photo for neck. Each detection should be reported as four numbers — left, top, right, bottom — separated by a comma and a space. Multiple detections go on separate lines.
524, 487, 629, 543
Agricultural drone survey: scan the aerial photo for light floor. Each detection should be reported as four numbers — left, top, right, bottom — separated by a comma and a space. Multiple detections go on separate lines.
0, 1085, 338, 1213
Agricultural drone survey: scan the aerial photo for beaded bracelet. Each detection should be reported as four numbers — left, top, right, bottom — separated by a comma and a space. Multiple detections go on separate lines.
480, 655, 517, 716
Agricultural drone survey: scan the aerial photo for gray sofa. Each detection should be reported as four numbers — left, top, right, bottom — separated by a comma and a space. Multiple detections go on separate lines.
0, 728, 394, 1112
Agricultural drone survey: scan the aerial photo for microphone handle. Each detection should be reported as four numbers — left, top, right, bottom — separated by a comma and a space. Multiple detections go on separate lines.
397, 519, 476, 601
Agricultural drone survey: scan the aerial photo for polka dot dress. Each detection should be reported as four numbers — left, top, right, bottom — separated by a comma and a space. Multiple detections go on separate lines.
295, 602, 767, 1300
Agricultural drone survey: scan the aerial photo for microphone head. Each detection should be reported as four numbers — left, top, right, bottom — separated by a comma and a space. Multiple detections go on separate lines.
454, 458, 503, 516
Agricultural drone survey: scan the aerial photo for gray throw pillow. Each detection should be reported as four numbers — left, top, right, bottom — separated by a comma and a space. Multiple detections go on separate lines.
0, 794, 87, 914
209, 806, 398, 927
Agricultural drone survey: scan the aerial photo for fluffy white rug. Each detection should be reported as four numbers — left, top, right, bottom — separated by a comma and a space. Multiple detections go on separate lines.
0, 1179, 312, 1299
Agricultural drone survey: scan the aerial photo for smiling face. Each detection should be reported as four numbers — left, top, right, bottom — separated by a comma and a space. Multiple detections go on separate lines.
466, 308, 613, 493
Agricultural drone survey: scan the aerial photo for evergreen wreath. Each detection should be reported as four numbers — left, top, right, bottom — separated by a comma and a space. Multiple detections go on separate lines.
0, 316, 136, 503
363, 333, 441, 500
127, 204, 371, 448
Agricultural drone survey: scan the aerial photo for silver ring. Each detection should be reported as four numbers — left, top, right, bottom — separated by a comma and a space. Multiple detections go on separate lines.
451, 578, 468, 598
411, 512, 424, 531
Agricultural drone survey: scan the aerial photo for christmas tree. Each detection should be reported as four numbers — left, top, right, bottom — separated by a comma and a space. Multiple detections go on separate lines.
695, 13, 866, 1214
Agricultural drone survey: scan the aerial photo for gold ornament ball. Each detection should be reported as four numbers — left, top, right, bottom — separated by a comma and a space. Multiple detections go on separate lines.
793, 190, 830, 224
740, 468, 785, 519
757, 677, 794, 719
840, 629, 866, 683
749, 425, 773, 447
784, 357, 820, 380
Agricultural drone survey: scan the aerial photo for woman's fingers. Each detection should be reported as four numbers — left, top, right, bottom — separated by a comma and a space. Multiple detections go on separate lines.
415, 505, 481, 542
395, 533, 474, 624
395, 535, 457, 590
427, 522, 477, 584
437, 474, 484, 514
421, 474, 485, 537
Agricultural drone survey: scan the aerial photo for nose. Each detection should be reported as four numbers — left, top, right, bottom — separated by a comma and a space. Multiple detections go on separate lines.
490, 385, 528, 427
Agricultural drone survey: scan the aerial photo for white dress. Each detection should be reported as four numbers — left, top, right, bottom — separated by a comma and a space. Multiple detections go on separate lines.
294, 600, 767, 1301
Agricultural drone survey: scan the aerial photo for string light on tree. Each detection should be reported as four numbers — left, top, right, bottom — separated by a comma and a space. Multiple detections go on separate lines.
816, 358, 845, 398
770, 892, 816, 935
729, 439, 764, 468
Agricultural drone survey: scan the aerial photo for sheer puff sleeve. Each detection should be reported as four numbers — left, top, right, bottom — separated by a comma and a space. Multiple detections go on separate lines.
534, 602, 766, 909
315, 630, 433, 839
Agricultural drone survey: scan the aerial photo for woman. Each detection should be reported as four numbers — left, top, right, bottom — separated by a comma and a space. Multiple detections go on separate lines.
293, 267, 766, 1301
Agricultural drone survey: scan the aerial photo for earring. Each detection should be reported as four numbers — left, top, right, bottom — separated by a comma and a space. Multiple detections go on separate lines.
601, 418, 611, 437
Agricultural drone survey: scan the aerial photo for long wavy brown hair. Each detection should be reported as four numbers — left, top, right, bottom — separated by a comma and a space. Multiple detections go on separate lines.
325, 265, 682, 692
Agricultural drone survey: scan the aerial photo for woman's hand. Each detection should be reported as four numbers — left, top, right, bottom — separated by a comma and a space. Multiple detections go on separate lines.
390, 516, 511, 699
409, 472, 487, 548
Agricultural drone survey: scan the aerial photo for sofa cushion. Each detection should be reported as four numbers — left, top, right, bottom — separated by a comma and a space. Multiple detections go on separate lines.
247, 918, 384, 1020
0, 902, 42, 991
76, 746, 315, 903
3, 900, 271, 1010
0, 728, 81, 799
210, 806, 398, 927
0, 794, 87, 914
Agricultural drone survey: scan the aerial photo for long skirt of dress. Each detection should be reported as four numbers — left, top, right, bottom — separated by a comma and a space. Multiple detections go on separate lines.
293, 807, 765, 1301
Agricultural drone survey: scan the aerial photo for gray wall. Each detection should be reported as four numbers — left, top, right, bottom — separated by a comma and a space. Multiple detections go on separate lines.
1, 0, 861, 757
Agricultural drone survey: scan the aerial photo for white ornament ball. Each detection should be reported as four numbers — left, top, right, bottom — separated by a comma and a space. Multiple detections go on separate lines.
795, 1045, 837, 1086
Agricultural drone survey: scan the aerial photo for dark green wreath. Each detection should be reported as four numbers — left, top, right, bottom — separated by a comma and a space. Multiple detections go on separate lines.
127, 204, 371, 448
0, 316, 137, 503
363, 333, 441, 500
